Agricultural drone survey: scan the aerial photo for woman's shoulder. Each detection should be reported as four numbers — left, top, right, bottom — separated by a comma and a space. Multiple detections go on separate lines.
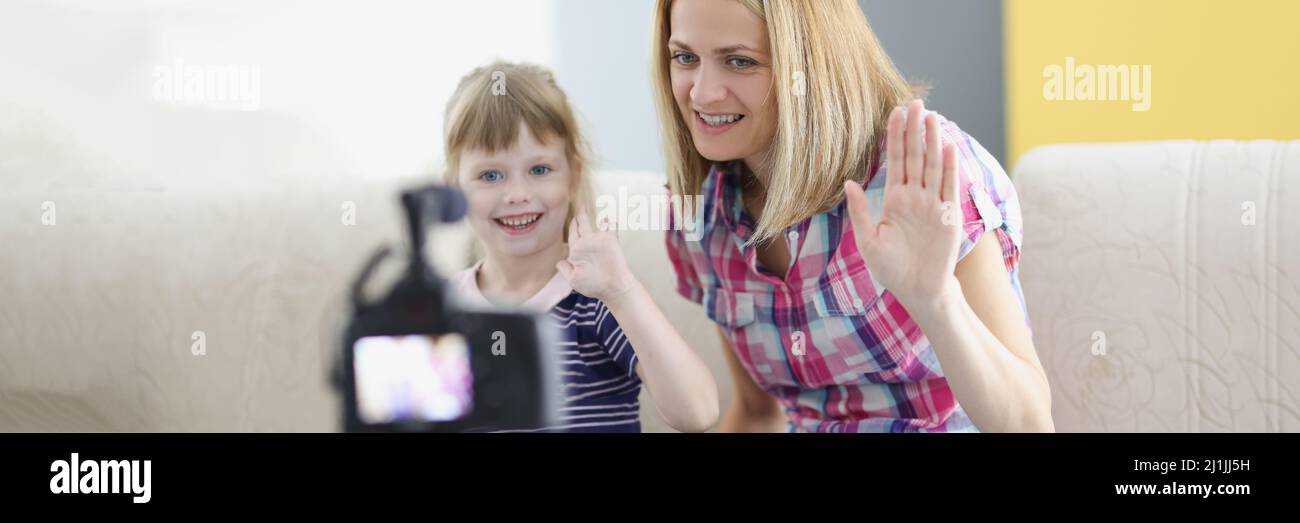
866, 113, 1012, 199
862, 112, 1022, 260
866, 113, 1001, 183
937, 116, 1024, 263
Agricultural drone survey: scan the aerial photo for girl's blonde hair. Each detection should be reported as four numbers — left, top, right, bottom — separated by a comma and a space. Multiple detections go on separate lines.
651, 0, 916, 244
443, 61, 594, 233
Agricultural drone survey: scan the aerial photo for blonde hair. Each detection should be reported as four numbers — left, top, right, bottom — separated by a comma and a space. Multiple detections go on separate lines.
651, 0, 916, 244
443, 61, 594, 233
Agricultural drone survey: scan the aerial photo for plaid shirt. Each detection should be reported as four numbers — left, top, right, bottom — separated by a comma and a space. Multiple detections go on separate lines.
665, 118, 1027, 432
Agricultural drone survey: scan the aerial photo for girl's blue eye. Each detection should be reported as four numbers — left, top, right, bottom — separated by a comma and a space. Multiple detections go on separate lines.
529, 165, 552, 176
728, 57, 757, 69
672, 52, 698, 66
479, 170, 503, 182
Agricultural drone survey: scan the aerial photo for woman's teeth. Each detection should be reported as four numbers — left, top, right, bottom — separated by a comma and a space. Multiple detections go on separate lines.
495, 213, 541, 228
700, 112, 743, 125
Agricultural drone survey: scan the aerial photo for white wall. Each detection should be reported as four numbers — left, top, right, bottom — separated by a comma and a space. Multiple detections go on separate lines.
0, 0, 562, 188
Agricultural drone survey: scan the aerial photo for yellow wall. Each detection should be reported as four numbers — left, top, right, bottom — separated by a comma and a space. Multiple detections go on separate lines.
1005, 0, 1300, 166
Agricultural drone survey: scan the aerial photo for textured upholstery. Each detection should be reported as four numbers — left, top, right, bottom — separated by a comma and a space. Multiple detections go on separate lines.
3, 140, 1297, 432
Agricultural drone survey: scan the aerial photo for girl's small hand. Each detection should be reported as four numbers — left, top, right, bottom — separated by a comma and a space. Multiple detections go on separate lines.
843, 100, 965, 312
556, 210, 637, 304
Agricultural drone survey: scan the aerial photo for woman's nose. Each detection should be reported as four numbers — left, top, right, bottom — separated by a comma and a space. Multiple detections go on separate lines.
690, 66, 727, 107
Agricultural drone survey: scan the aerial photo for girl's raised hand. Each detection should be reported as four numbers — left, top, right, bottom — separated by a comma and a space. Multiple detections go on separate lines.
556, 210, 636, 303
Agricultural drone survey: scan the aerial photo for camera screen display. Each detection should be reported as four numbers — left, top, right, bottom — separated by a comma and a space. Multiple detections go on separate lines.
353, 333, 473, 425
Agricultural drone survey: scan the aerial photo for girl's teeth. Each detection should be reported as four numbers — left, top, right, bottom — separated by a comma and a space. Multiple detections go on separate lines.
498, 214, 540, 227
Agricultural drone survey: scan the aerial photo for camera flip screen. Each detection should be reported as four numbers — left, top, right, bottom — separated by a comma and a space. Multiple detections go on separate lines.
353, 334, 474, 425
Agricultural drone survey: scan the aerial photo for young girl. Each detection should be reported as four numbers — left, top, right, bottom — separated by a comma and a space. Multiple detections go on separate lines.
441, 61, 718, 432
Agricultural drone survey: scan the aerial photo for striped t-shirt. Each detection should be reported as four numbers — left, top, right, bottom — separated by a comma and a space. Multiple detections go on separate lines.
449, 262, 642, 432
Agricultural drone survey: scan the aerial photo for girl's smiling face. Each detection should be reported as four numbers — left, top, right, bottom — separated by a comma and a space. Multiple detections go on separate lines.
457, 125, 572, 259
667, 0, 777, 166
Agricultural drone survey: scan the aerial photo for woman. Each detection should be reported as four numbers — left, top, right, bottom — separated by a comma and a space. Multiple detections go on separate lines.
653, 0, 1054, 432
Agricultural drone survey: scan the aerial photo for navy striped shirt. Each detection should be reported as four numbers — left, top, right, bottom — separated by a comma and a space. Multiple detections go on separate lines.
450, 263, 642, 432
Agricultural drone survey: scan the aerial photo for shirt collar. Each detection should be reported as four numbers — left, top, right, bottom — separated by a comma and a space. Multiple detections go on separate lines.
452, 260, 573, 313
709, 161, 738, 231
710, 161, 756, 248
712, 160, 843, 237
712, 135, 884, 224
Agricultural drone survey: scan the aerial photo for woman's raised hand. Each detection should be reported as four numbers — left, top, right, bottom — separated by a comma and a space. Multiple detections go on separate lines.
842, 99, 965, 311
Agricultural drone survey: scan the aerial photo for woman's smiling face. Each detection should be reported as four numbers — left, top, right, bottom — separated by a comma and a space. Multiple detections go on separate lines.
667, 0, 777, 166
457, 125, 572, 259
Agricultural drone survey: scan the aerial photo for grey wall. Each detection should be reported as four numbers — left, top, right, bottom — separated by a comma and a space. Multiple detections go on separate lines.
554, 0, 664, 174
859, 0, 1006, 163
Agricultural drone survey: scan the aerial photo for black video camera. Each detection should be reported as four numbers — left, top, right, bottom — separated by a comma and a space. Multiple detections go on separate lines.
331, 184, 560, 432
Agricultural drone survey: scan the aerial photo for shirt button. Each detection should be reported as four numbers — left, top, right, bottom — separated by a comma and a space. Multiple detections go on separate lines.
788, 230, 799, 241
853, 298, 865, 311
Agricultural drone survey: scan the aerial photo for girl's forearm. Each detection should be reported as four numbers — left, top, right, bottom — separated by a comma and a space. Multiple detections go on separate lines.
603, 281, 720, 432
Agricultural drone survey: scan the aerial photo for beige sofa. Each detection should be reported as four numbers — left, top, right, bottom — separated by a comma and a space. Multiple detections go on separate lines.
1015, 140, 1300, 432
2, 140, 1297, 432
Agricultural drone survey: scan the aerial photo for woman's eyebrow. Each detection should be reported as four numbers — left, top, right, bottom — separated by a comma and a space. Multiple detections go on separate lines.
715, 44, 762, 54
668, 39, 765, 55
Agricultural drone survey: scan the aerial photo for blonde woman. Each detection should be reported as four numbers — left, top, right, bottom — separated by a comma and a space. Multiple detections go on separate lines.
654, 0, 1053, 432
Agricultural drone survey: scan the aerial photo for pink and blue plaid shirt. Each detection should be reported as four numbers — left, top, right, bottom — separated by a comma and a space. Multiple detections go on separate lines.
665, 117, 1028, 432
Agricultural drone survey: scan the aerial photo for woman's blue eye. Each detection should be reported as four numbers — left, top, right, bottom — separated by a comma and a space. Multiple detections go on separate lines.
479, 170, 503, 182
728, 57, 757, 69
529, 165, 552, 176
672, 52, 698, 66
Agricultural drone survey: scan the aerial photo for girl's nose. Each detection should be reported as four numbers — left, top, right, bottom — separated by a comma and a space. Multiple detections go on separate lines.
504, 187, 532, 206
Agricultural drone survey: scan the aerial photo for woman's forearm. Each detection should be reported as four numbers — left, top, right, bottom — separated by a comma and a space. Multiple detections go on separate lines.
904, 278, 1055, 433
604, 281, 720, 432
